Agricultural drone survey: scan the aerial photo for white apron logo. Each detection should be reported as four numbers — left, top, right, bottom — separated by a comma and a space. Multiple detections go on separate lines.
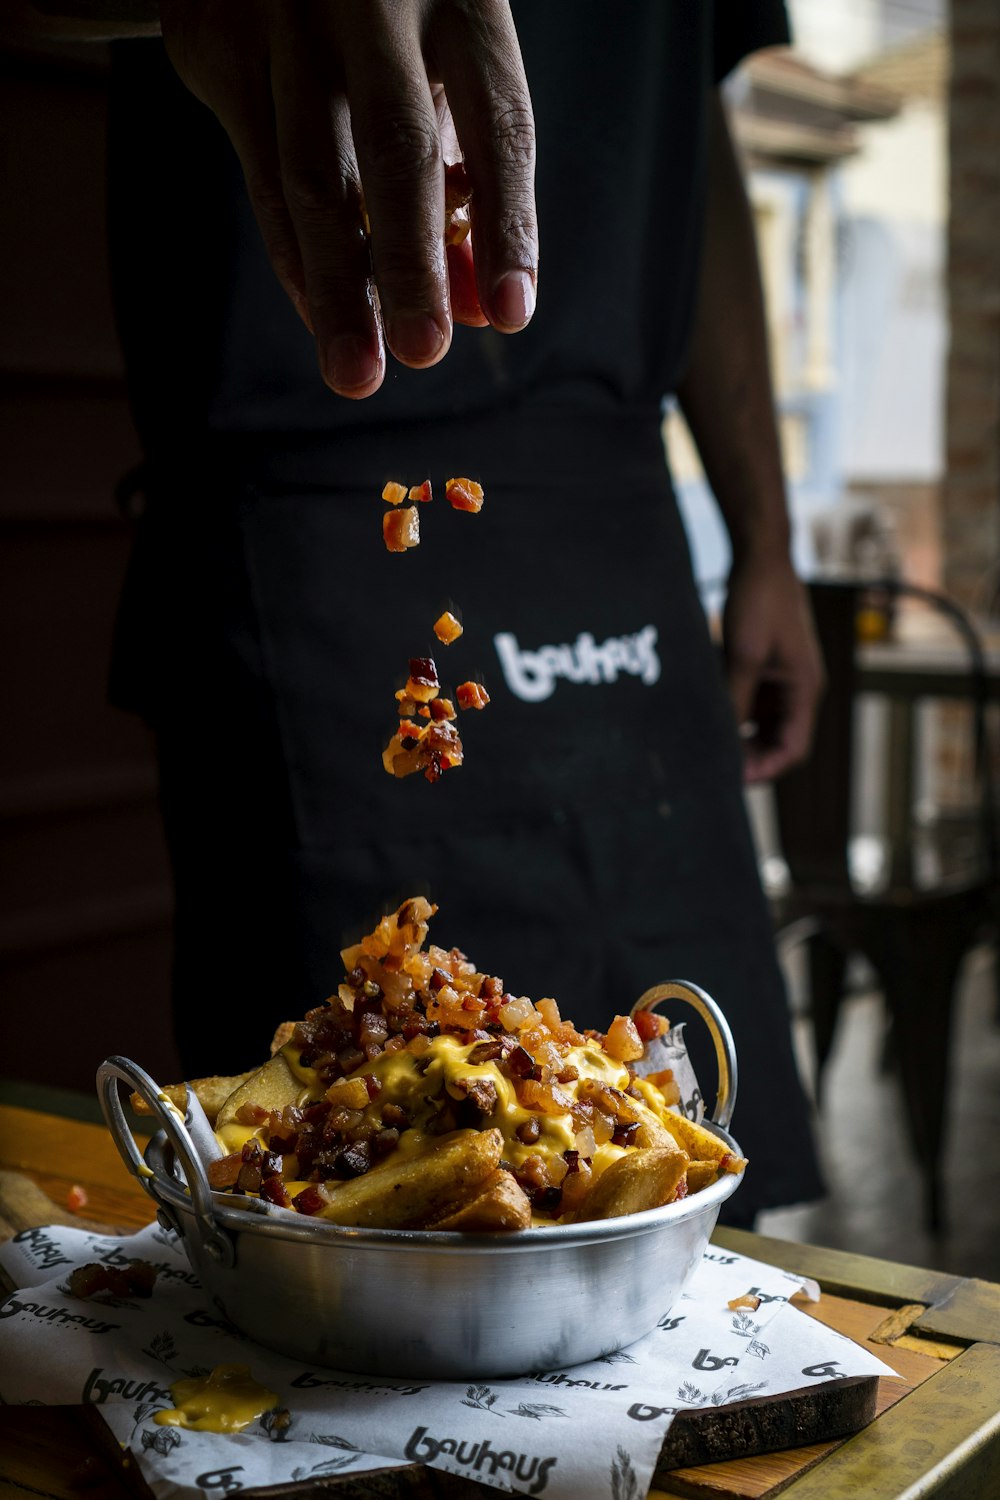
494, 626, 660, 703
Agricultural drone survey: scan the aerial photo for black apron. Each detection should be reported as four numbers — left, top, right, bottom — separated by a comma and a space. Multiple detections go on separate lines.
115, 405, 822, 1218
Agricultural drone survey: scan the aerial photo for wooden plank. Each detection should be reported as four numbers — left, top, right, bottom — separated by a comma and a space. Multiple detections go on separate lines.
0, 1106, 154, 1231
773, 1342, 1000, 1499
0, 1409, 134, 1500
714, 1227, 1000, 1345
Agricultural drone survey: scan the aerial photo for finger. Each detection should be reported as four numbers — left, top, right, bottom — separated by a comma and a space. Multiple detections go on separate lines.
211, 80, 313, 333
269, 20, 385, 397
447, 237, 488, 326
337, 6, 451, 369
430, 1, 537, 333
725, 658, 762, 732
742, 677, 816, 783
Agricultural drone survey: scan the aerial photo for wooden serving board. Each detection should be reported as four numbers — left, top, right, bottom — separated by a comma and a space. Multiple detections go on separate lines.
0, 1150, 892, 1500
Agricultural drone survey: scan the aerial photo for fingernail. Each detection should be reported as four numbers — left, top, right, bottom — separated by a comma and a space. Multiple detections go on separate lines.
323, 333, 381, 395
387, 312, 447, 365
492, 269, 536, 330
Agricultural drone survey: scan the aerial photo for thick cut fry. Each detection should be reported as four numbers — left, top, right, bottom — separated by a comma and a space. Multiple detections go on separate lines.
655, 1110, 747, 1172
573, 1142, 688, 1223
684, 1160, 722, 1194
430, 1169, 532, 1232
129, 1071, 259, 1129
269, 1021, 295, 1055
215, 1054, 303, 1133
315, 1129, 503, 1229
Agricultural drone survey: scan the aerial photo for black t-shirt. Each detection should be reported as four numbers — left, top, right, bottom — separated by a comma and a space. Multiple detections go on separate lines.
108, 1, 789, 462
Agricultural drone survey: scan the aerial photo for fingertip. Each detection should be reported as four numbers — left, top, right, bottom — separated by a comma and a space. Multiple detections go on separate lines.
320, 331, 385, 399
486, 268, 536, 332
385, 311, 450, 368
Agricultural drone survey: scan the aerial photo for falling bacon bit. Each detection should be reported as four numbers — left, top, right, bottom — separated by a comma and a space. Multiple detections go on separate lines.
66, 1184, 89, 1213
728, 1293, 762, 1311
445, 161, 472, 215
433, 610, 463, 644
404, 658, 440, 703
408, 480, 433, 503
429, 697, 456, 722
444, 162, 473, 246
445, 478, 484, 513
383, 507, 420, 553
381, 481, 408, 505
456, 681, 490, 710
633, 1010, 669, 1042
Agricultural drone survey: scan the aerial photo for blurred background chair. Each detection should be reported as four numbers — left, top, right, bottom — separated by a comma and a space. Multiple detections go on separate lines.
768, 577, 999, 1233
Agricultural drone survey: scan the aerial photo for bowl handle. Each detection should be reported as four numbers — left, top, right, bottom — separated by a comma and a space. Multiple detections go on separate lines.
97, 1055, 235, 1268
630, 980, 738, 1130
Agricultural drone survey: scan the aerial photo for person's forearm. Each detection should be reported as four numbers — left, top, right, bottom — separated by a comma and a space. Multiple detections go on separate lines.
676, 92, 790, 566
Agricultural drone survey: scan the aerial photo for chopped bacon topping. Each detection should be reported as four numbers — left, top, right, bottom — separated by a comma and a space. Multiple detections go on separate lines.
66, 1184, 89, 1213
633, 1009, 669, 1042
433, 610, 463, 645
68, 1260, 158, 1300
408, 480, 433, 503
383, 506, 420, 552
381, 481, 408, 505
445, 477, 485, 513
456, 681, 490, 710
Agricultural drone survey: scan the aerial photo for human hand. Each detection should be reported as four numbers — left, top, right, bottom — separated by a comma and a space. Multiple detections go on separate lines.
159, 0, 537, 398
722, 554, 824, 783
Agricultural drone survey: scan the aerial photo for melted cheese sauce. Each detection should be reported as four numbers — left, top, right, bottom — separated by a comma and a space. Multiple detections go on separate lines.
154, 1364, 278, 1433
215, 1033, 664, 1212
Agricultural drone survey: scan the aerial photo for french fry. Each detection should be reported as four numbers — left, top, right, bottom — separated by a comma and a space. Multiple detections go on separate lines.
129, 1070, 260, 1129
653, 1110, 748, 1173
215, 1053, 304, 1133
430, 1169, 532, 1232
684, 1159, 722, 1194
573, 1142, 688, 1222
315, 1129, 503, 1229
269, 1021, 295, 1055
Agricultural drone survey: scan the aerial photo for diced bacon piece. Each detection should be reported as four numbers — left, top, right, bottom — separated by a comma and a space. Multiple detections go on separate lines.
381, 481, 408, 504
207, 1153, 243, 1189
604, 1015, 645, 1062
444, 162, 473, 245
456, 680, 490, 710
444, 160, 472, 216
405, 657, 440, 703
383, 506, 420, 552
429, 697, 456, 722
292, 1184, 327, 1216
445, 477, 484, 513
633, 1009, 668, 1042
66, 1184, 88, 1213
408, 480, 433, 503
433, 610, 463, 644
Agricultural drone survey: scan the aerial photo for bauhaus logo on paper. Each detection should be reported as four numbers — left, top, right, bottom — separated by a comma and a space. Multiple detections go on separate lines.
493, 625, 660, 703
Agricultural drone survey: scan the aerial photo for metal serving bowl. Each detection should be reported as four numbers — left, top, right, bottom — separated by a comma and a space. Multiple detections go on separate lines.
98, 981, 744, 1379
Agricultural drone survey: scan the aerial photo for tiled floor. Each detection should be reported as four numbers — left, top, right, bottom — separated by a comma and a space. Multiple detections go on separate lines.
758, 943, 1000, 1284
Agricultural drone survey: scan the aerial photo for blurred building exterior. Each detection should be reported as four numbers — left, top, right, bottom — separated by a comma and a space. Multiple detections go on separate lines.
670, 0, 961, 597
945, 0, 1000, 612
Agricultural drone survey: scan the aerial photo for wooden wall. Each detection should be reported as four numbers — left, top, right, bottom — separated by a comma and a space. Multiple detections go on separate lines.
0, 36, 181, 1090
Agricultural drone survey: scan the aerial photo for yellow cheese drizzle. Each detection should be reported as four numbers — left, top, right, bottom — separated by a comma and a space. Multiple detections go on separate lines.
154, 1363, 278, 1433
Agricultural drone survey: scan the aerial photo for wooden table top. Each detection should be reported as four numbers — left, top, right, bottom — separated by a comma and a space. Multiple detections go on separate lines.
2, 1101, 999, 1500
